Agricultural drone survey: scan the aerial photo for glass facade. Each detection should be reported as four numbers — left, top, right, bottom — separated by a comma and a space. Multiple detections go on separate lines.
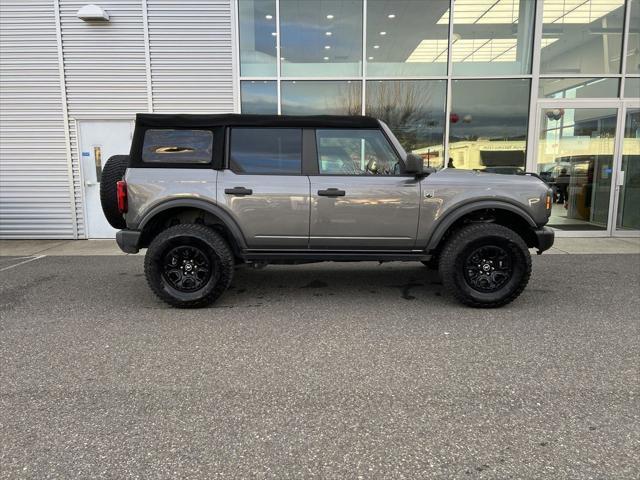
237, 0, 640, 234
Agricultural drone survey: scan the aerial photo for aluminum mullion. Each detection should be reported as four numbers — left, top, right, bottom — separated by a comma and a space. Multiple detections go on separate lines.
526, 0, 545, 173
620, 0, 633, 96
141, 0, 153, 112
53, 0, 77, 239
443, 0, 455, 169
276, 0, 281, 114
231, 0, 241, 113
361, 0, 367, 116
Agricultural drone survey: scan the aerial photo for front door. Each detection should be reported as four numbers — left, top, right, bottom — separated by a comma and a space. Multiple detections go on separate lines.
78, 120, 133, 238
308, 128, 420, 249
613, 103, 640, 234
534, 102, 620, 233
217, 127, 310, 249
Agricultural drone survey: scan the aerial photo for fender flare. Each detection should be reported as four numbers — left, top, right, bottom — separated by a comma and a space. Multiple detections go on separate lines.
425, 200, 537, 251
137, 198, 248, 251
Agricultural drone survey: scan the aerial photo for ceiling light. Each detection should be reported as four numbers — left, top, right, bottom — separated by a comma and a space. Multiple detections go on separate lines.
380, 31, 386, 35
324, 45, 331, 49
368, 56, 374, 60
323, 56, 329, 60
326, 14, 334, 19
387, 14, 395, 19
271, 32, 277, 36
265, 14, 273, 20
326, 31, 332, 36
373, 45, 380, 49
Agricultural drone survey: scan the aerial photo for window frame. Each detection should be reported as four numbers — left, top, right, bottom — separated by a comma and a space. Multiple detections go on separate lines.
130, 126, 223, 169
141, 128, 214, 165
311, 127, 411, 177
225, 126, 305, 176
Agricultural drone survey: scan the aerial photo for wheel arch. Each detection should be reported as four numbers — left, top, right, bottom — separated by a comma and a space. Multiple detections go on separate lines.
136, 199, 247, 255
425, 200, 538, 253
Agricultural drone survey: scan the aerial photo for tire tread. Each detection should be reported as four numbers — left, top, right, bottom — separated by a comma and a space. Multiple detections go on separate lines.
439, 223, 531, 308
144, 224, 234, 308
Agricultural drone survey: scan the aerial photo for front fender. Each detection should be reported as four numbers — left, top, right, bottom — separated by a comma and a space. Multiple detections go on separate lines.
422, 199, 538, 251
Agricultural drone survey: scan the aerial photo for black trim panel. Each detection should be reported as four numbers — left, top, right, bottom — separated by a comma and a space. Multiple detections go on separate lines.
243, 250, 431, 262
116, 229, 141, 254
424, 199, 539, 251
136, 199, 248, 250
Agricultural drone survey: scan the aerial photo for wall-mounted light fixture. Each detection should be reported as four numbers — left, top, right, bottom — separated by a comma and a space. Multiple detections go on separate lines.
77, 4, 110, 22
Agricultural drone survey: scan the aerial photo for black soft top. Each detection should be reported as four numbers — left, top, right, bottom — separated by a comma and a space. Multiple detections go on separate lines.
135, 113, 381, 129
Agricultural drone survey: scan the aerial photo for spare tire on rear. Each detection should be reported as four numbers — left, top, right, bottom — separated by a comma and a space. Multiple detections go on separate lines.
100, 155, 129, 229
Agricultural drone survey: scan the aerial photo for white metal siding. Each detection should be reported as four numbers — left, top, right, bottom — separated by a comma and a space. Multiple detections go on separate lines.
147, 0, 234, 113
0, 0, 75, 238
58, 0, 149, 236
59, 0, 148, 118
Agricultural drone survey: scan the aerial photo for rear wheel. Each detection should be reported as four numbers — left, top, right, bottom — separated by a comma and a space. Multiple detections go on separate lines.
439, 223, 531, 308
144, 224, 234, 308
100, 155, 129, 229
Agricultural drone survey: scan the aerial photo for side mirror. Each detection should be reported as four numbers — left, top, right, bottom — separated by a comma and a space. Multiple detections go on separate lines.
404, 153, 423, 175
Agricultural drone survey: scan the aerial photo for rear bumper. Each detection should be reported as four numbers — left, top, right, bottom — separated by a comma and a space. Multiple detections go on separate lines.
116, 229, 141, 254
534, 226, 554, 253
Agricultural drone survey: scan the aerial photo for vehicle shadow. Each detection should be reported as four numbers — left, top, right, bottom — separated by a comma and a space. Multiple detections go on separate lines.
218, 263, 446, 307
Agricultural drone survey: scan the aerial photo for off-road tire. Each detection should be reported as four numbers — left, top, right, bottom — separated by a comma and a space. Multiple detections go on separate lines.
439, 223, 531, 308
421, 258, 439, 270
100, 155, 129, 229
144, 224, 234, 308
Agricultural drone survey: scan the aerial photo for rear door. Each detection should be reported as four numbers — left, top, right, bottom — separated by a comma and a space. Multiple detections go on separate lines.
308, 128, 420, 250
217, 127, 310, 249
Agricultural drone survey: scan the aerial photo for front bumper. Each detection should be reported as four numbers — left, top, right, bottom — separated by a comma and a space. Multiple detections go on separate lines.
116, 229, 142, 254
534, 226, 554, 253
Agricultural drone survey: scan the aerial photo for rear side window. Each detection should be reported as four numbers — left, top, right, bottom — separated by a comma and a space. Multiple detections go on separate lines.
230, 128, 302, 174
142, 129, 213, 164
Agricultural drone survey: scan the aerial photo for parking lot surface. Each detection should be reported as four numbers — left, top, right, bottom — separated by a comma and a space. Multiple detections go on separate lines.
1, 254, 639, 479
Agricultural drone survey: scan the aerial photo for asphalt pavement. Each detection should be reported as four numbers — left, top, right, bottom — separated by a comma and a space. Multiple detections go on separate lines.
1, 254, 639, 479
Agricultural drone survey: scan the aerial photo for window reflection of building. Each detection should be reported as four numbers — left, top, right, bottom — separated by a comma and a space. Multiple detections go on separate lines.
236, 0, 640, 236
365, 80, 446, 169
448, 79, 531, 173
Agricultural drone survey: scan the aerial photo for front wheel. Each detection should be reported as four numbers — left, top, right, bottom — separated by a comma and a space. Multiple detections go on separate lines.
439, 223, 531, 308
144, 224, 234, 308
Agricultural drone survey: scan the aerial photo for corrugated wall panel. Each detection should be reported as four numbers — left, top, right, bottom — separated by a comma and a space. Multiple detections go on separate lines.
59, 0, 148, 118
58, 1, 149, 237
147, 0, 234, 113
68, 119, 85, 236
0, 0, 75, 239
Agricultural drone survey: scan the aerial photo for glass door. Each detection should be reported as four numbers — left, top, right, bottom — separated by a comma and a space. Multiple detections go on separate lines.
614, 104, 640, 234
535, 102, 619, 233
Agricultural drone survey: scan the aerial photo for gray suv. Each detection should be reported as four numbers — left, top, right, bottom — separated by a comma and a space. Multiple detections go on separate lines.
100, 113, 554, 308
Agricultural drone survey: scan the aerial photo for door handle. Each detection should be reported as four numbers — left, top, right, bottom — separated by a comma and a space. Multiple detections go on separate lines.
225, 187, 253, 196
318, 188, 346, 197
85, 181, 98, 186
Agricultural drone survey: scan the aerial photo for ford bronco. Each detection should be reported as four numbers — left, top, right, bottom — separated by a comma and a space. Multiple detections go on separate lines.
101, 113, 554, 308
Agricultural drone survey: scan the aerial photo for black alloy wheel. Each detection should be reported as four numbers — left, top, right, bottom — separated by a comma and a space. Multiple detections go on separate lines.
144, 224, 234, 308
438, 223, 531, 308
463, 245, 513, 293
162, 244, 212, 293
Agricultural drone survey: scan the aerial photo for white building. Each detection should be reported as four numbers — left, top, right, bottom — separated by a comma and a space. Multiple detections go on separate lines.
1, 0, 639, 239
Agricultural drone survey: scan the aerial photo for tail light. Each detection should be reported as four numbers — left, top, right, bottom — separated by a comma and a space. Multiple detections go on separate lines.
545, 191, 552, 211
117, 180, 128, 213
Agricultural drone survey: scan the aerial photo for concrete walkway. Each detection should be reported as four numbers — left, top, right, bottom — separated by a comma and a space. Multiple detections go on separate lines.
1, 237, 639, 256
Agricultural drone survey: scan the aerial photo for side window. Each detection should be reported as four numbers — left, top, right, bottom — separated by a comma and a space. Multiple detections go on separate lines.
316, 129, 402, 176
142, 129, 213, 164
230, 128, 302, 174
